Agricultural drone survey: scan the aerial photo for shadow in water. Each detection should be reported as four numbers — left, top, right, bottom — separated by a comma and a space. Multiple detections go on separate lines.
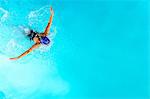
0, 91, 6, 99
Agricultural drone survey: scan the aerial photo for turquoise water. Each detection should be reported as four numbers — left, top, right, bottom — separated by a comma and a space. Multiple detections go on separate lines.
0, 0, 149, 99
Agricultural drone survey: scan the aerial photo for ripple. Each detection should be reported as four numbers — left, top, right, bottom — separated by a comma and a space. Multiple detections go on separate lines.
0, 7, 8, 23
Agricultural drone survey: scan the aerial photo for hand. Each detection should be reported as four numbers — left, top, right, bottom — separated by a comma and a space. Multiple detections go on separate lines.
50, 6, 54, 16
9, 57, 18, 60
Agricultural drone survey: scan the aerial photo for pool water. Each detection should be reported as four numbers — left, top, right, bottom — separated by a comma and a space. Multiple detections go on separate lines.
0, 0, 149, 99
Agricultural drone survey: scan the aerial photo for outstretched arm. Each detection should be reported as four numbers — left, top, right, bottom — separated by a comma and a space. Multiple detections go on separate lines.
9, 43, 40, 60
40, 7, 54, 36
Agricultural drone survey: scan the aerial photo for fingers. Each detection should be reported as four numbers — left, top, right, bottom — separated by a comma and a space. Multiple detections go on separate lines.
50, 6, 54, 16
50, 6, 52, 10
9, 58, 18, 60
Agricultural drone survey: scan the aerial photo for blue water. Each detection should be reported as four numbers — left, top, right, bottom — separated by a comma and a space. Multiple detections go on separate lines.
0, 0, 149, 99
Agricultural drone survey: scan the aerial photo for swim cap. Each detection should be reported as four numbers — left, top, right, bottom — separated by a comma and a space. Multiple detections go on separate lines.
40, 36, 50, 45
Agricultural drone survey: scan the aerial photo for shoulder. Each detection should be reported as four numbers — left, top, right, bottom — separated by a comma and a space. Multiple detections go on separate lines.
38, 33, 46, 37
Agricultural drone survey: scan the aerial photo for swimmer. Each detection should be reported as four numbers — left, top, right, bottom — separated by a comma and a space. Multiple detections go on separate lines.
9, 6, 54, 60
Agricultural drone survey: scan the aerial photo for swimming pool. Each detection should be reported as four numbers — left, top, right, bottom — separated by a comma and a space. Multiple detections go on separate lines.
0, 0, 149, 99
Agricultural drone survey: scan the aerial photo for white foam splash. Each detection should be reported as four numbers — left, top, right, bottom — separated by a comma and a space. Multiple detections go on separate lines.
0, 7, 8, 22
5, 39, 23, 55
28, 5, 49, 19
0, 53, 70, 98
0, 54, 10, 63
18, 26, 31, 35
28, 5, 49, 27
